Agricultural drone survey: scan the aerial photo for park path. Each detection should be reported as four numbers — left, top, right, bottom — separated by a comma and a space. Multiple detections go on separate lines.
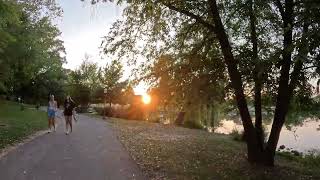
0, 113, 145, 180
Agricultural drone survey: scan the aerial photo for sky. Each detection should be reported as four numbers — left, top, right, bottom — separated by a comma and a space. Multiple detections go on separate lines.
56, 0, 147, 95
56, 1, 317, 95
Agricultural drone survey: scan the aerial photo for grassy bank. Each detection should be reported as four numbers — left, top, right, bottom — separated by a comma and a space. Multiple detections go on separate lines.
0, 101, 47, 149
102, 117, 320, 180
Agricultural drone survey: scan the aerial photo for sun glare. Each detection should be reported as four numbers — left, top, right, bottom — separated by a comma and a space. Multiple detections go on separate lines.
142, 94, 151, 104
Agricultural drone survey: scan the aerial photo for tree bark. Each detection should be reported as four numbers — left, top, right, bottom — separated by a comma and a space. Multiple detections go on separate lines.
175, 111, 185, 125
211, 104, 215, 131
288, 21, 309, 97
265, 0, 294, 166
208, 0, 263, 162
248, 0, 264, 150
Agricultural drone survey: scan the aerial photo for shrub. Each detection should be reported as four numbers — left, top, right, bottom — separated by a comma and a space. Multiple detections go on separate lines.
76, 106, 89, 113
301, 152, 320, 168
183, 120, 203, 129
147, 112, 160, 123
230, 129, 245, 142
92, 103, 142, 120
93, 106, 114, 117
277, 150, 320, 168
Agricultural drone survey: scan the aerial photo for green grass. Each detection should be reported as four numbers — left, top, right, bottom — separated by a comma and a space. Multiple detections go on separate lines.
99, 117, 320, 180
0, 101, 47, 149
278, 151, 320, 169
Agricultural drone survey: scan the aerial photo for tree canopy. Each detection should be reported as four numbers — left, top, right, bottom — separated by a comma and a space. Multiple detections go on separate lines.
0, 0, 65, 104
91, 0, 320, 166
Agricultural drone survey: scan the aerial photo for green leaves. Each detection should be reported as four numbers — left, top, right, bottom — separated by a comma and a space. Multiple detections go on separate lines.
0, 0, 65, 103
66, 56, 130, 105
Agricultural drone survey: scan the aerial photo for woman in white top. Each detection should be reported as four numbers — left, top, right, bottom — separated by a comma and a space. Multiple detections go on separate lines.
47, 95, 58, 132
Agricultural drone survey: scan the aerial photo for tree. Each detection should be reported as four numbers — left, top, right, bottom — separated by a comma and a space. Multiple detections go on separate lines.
99, 60, 126, 106
67, 56, 99, 106
145, 54, 226, 126
0, 1, 21, 93
0, 0, 66, 104
90, 0, 320, 165
67, 54, 101, 105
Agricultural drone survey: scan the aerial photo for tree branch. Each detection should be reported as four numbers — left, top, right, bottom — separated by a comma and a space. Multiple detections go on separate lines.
274, 0, 285, 20
178, 19, 198, 50
288, 21, 309, 97
302, 65, 319, 71
161, 2, 215, 31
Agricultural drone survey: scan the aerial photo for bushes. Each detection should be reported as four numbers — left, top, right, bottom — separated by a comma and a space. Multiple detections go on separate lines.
92, 103, 144, 120
278, 151, 320, 168
230, 127, 268, 143
230, 129, 245, 142
75, 106, 89, 113
302, 152, 320, 168
183, 120, 203, 129
93, 105, 118, 117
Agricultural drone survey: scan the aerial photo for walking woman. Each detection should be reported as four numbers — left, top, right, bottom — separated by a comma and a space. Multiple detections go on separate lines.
47, 95, 58, 133
63, 95, 76, 135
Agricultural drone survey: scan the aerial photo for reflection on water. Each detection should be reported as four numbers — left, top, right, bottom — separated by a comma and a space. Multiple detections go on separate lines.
215, 117, 320, 153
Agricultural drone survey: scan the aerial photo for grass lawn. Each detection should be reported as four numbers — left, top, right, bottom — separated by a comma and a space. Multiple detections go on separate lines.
99, 117, 320, 180
0, 101, 47, 149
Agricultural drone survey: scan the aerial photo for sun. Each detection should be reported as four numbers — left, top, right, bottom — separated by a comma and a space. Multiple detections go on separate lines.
142, 94, 151, 104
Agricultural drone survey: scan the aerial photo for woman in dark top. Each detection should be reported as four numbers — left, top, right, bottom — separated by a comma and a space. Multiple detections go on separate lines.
64, 95, 76, 135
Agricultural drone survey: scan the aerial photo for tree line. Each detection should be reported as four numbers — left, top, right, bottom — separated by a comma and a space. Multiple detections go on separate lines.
0, 0, 132, 108
67, 54, 134, 109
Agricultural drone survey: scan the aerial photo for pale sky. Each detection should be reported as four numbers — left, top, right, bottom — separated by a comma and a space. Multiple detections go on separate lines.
56, 0, 147, 95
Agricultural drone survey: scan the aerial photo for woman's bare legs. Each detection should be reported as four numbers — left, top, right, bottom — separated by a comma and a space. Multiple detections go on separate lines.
52, 118, 57, 131
48, 118, 56, 132
69, 116, 73, 133
65, 116, 72, 134
65, 116, 69, 134
52, 118, 56, 131
48, 118, 52, 132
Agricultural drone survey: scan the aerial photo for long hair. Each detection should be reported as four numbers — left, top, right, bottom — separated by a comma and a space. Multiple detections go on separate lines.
64, 96, 74, 104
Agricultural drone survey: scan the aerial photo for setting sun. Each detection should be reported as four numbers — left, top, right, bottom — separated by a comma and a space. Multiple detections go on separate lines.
142, 94, 151, 104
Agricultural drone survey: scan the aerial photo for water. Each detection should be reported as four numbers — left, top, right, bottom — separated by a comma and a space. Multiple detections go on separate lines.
215, 116, 320, 153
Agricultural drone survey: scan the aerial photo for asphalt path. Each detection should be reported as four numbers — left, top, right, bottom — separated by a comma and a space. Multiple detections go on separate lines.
0, 113, 145, 180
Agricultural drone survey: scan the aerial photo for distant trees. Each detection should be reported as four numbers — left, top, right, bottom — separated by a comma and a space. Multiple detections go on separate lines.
67, 55, 99, 106
0, 0, 132, 108
67, 56, 131, 107
98, 60, 128, 106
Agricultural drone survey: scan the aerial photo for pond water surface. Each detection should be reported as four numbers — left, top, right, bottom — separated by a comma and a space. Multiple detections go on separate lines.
215, 116, 320, 153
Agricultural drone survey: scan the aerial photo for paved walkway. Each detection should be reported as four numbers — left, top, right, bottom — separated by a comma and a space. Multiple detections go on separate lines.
0, 114, 145, 180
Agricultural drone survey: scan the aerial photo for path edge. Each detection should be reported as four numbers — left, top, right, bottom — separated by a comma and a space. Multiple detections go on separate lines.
0, 129, 49, 159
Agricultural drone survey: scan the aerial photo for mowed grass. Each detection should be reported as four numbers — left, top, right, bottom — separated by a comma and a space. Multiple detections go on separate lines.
104, 117, 320, 180
0, 101, 47, 149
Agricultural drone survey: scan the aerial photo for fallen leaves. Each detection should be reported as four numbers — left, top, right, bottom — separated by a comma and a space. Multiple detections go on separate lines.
107, 118, 320, 180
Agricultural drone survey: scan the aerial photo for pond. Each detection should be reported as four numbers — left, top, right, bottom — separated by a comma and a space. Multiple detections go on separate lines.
215, 113, 320, 153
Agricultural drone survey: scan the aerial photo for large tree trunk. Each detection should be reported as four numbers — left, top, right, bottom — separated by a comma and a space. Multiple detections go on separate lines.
248, 0, 264, 150
265, 17, 309, 164
264, 0, 294, 166
208, 0, 263, 162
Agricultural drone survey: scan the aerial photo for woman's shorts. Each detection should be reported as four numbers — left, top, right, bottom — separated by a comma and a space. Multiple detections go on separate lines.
48, 109, 56, 118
